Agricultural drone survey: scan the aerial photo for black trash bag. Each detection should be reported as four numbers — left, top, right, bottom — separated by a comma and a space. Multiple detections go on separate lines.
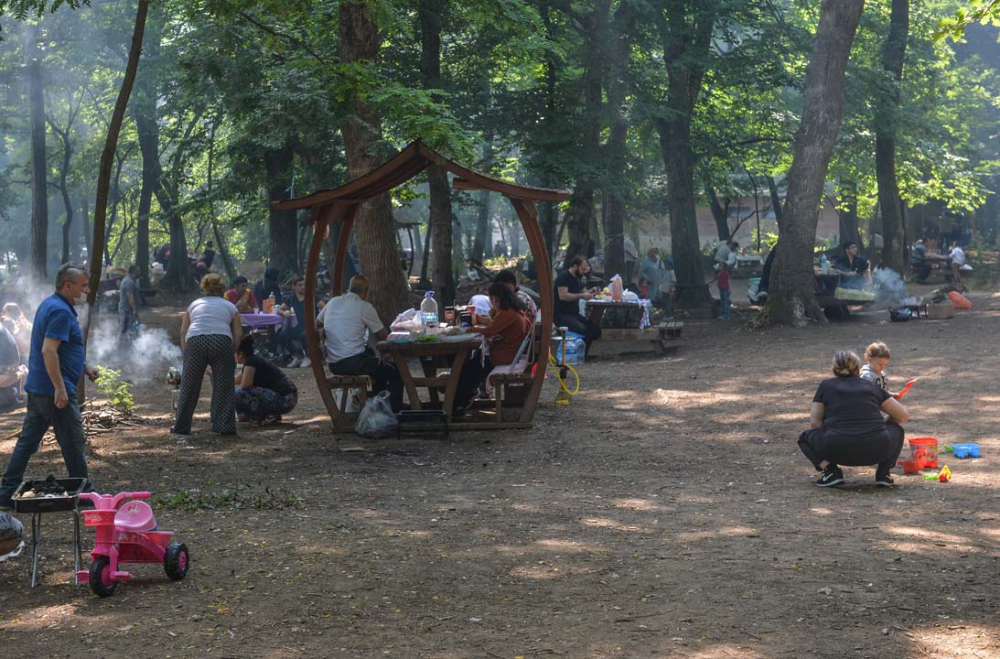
889, 307, 912, 322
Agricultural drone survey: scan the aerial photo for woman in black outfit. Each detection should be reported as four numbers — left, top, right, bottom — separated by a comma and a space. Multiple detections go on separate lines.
234, 337, 298, 425
798, 350, 909, 488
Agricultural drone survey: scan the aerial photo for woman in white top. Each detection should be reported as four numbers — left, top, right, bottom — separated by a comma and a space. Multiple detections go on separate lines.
948, 242, 966, 285
171, 273, 242, 435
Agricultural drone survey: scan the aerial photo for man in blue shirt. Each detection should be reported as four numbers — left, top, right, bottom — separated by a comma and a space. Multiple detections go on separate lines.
0, 265, 99, 508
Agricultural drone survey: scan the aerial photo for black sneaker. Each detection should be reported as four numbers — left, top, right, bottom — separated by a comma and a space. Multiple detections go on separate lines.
816, 466, 845, 487
875, 473, 895, 488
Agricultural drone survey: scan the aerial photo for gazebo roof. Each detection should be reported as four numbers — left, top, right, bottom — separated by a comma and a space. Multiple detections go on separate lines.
274, 141, 569, 212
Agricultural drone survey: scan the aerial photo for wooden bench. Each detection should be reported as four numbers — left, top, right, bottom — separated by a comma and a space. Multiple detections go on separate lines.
594, 321, 684, 355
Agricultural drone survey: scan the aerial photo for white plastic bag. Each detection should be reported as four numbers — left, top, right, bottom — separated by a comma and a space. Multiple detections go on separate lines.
354, 390, 398, 438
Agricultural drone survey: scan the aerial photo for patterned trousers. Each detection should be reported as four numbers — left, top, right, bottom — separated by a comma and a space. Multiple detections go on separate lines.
235, 387, 297, 422
172, 334, 236, 434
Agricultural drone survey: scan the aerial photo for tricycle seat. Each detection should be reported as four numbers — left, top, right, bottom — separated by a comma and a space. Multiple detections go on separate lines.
114, 501, 157, 533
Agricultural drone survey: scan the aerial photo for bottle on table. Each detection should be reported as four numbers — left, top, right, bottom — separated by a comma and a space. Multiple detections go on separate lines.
420, 291, 439, 327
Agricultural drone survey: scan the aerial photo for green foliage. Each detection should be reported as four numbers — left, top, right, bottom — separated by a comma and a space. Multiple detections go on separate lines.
95, 366, 134, 416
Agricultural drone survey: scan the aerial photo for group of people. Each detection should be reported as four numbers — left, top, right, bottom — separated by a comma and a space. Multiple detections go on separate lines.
910, 238, 967, 286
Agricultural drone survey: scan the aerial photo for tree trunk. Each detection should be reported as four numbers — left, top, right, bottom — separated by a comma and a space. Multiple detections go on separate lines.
770, 0, 865, 326
565, 2, 609, 268
207, 111, 237, 280
80, 193, 91, 259
56, 134, 73, 265
765, 175, 782, 232
419, 220, 432, 284
876, 0, 909, 272
653, 2, 716, 307
706, 185, 730, 242
81, 0, 149, 402
25, 24, 48, 280
471, 138, 493, 263
264, 145, 299, 276
604, 0, 633, 281
838, 178, 861, 247
339, 0, 411, 324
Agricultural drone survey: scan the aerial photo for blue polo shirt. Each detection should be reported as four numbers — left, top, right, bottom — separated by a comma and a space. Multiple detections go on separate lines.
24, 293, 86, 397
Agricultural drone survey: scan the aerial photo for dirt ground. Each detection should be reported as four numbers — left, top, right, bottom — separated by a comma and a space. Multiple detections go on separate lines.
2, 281, 999, 659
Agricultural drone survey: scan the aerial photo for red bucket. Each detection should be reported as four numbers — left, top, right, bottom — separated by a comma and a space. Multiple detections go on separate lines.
900, 458, 923, 475
909, 437, 939, 469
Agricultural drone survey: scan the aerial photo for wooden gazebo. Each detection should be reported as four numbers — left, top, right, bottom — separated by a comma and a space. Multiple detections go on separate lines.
273, 141, 569, 432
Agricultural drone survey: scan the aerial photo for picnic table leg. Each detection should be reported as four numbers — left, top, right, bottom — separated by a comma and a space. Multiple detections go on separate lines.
588, 306, 606, 326
420, 357, 441, 405
392, 348, 423, 411
443, 346, 471, 423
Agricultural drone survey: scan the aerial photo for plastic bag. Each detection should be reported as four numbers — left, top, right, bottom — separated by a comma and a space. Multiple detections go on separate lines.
354, 390, 398, 438
947, 291, 972, 309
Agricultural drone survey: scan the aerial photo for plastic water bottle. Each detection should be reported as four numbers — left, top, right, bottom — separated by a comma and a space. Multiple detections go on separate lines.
819, 254, 830, 274
267, 292, 276, 313
420, 291, 439, 327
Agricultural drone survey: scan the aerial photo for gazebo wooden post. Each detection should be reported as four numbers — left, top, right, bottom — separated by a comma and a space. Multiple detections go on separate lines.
510, 197, 552, 423
304, 203, 356, 430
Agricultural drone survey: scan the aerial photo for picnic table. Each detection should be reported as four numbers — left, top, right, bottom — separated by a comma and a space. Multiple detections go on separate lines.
376, 335, 482, 423
585, 299, 681, 354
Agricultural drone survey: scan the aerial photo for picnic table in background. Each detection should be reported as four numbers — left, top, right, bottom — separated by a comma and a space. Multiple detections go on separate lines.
585, 299, 681, 354
376, 335, 482, 423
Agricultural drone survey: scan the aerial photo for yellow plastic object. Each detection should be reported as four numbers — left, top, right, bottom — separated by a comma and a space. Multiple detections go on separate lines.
549, 352, 580, 404
939, 465, 952, 482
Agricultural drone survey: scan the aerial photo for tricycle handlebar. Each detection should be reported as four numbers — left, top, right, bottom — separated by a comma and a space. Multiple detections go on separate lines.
77, 491, 151, 508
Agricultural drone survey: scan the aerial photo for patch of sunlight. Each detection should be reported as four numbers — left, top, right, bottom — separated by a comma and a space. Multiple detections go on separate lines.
976, 395, 1000, 403
1, 603, 81, 632
511, 502, 543, 513
580, 517, 650, 533
883, 526, 971, 545
810, 507, 834, 516
688, 645, 763, 659
535, 539, 605, 553
376, 529, 432, 540
976, 527, 1000, 541
510, 562, 596, 580
907, 622, 997, 658
611, 497, 664, 512
675, 526, 757, 543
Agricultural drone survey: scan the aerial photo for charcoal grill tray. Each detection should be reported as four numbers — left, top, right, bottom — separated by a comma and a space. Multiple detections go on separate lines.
13, 478, 89, 513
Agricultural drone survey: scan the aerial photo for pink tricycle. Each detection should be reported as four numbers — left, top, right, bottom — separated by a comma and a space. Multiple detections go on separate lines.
75, 491, 190, 597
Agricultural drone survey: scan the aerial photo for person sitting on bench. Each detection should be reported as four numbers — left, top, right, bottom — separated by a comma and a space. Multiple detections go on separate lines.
554, 255, 601, 357
318, 275, 403, 412
910, 239, 930, 284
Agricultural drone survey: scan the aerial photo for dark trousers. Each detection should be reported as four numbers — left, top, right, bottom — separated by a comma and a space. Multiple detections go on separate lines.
454, 354, 493, 410
798, 423, 905, 477
118, 308, 134, 348
912, 263, 931, 282
0, 394, 88, 501
274, 325, 305, 358
555, 313, 602, 355
330, 348, 404, 412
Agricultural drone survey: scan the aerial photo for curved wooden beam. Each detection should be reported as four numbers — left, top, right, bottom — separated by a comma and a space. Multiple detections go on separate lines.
305, 203, 357, 429
510, 197, 552, 424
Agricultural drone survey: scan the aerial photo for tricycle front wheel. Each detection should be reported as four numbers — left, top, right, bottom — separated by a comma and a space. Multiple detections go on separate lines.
164, 541, 189, 581
89, 556, 118, 597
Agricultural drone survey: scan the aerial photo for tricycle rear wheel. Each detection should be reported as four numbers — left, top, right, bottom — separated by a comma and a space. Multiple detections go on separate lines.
164, 541, 189, 580
89, 556, 118, 597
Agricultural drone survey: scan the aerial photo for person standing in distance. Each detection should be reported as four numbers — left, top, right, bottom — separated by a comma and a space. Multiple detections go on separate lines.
0, 264, 99, 508
118, 264, 141, 347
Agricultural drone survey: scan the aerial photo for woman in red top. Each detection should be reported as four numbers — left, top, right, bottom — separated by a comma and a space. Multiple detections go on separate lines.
454, 283, 530, 412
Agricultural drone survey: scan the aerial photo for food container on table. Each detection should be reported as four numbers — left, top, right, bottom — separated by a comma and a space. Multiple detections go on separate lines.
909, 437, 939, 469
899, 459, 923, 475
951, 443, 981, 459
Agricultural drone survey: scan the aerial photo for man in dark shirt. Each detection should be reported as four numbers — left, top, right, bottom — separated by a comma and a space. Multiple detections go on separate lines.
832, 241, 870, 290
202, 240, 216, 269
554, 255, 602, 357
277, 276, 316, 368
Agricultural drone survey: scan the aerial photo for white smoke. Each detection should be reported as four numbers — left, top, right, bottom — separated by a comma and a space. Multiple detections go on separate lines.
86, 316, 182, 380
871, 267, 908, 309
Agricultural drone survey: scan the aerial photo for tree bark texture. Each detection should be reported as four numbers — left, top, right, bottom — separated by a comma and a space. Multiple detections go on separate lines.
706, 185, 730, 242
766, 175, 782, 232
339, 0, 412, 325
838, 178, 861, 248
565, 1, 610, 267
654, 1, 716, 307
419, 0, 454, 304
471, 138, 494, 263
770, 0, 865, 326
876, 0, 909, 272
604, 0, 633, 280
25, 23, 48, 280
264, 145, 300, 277
54, 127, 74, 265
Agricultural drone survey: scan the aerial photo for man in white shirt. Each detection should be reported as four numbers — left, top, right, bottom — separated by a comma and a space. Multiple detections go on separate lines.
948, 242, 966, 285
317, 275, 403, 411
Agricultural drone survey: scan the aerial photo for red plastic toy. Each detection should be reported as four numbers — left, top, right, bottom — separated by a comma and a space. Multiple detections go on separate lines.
75, 491, 189, 597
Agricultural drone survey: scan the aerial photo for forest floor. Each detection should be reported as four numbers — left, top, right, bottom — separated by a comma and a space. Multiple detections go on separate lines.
1, 278, 999, 659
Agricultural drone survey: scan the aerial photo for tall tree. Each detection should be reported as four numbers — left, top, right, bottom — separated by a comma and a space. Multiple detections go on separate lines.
604, 0, 634, 279
419, 0, 455, 305
264, 144, 299, 276
24, 22, 47, 278
339, 0, 411, 324
770, 0, 866, 326
652, 0, 716, 306
876, 0, 909, 271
